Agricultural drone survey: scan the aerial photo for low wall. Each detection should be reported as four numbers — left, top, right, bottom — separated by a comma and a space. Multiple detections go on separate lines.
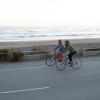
22, 49, 100, 61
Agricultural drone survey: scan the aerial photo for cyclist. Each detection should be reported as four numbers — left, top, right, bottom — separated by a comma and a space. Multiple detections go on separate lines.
54, 40, 64, 52
63, 40, 76, 65
54, 40, 64, 61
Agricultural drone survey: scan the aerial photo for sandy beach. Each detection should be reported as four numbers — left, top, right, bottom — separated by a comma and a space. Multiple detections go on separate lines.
0, 38, 100, 51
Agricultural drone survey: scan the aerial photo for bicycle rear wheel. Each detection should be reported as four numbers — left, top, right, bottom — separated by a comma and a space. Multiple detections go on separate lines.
56, 59, 67, 71
45, 54, 56, 66
72, 52, 82, 69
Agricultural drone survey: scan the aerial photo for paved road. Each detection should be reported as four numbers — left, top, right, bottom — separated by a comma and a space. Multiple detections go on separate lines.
0, 56, 100, 100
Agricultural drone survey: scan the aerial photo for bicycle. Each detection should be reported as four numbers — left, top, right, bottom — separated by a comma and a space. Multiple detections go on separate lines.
45, 50, 82, 71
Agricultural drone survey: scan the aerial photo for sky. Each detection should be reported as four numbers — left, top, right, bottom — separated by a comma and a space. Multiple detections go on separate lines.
0, 0, 100, 27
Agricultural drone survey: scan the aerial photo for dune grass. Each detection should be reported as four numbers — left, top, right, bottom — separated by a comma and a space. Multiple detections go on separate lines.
0, 48, 24, 62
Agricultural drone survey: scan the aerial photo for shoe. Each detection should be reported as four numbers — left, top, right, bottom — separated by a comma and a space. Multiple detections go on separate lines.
69, 62, 73, 67
68, 61, 72, 64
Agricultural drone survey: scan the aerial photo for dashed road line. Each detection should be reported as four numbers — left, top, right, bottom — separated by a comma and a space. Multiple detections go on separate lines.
0, 87, 50, 94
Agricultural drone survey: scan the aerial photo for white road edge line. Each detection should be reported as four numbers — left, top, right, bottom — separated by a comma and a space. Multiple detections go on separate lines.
0, 87, 50, 94
0, 66, 46, 72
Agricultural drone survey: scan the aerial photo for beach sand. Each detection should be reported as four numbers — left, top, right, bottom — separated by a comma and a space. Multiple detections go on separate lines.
0, 38, 100, 51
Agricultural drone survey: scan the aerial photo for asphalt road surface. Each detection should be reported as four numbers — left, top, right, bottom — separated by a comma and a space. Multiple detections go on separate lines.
0, 56, 100, 100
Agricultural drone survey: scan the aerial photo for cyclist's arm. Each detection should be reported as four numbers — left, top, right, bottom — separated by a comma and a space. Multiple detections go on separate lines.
62, 47, 68, 53
54, 45, 60, 50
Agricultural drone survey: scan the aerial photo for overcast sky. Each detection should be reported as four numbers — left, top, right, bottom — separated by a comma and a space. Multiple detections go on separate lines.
0, 0, 100, 26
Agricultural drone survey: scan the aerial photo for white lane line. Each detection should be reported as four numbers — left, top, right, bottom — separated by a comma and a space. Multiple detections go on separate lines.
0, 87, 50, 94
0, 66, 46, 72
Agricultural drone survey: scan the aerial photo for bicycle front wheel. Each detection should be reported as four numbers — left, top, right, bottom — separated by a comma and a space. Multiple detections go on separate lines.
56, 59, 67, 71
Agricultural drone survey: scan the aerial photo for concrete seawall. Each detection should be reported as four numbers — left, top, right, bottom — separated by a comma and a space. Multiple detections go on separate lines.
22, 48, 100, 61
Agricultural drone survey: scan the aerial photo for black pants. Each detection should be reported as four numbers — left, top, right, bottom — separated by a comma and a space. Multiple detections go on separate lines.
68, 52, 76, 63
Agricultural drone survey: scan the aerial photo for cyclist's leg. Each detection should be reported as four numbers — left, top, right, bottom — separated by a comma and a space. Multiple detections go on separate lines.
68, 52, 76, 66
68, 53, 73, 64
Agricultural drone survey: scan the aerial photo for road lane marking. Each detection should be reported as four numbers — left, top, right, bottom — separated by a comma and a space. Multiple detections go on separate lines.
0, 87, 50, 94
0, 66, 46, 72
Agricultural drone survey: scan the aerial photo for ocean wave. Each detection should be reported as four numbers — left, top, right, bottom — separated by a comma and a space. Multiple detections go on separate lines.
0, 26, 100, 42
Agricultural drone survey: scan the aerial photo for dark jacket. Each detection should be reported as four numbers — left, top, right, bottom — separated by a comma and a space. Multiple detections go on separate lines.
63, 44, 76, 53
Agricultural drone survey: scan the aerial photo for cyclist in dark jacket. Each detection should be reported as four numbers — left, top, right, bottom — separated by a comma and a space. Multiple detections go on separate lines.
63, 40, 76, 64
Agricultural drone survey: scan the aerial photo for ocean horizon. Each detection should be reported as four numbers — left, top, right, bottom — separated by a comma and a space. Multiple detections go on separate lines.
0, 26, 100, 42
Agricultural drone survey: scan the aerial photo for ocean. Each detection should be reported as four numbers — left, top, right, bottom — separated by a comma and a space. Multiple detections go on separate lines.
0, 26, 100, 42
